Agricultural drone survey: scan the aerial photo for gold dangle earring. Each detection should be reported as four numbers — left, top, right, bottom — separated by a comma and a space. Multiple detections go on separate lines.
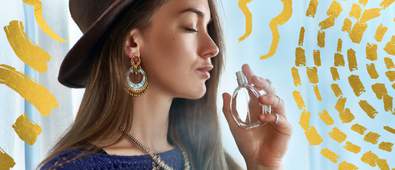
126, 55, 148, 96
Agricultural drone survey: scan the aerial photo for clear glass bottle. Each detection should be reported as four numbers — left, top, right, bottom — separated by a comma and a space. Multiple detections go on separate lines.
230, 71, 272, 129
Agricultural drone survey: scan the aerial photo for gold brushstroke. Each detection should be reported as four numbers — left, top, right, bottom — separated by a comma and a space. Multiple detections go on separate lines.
359, 0, 368, 6
319, 109, 334, 126
347, 49, 358, 71
334, 53, 345, 67
238, 0, 253, 42
350, 3, 362, 19
351, 123, 367, 135
359, 100, 378, 118
313, 85, 322, 101
379, 142, 393, 152
384, 57, 395, 69
298, 27, 305, 46
305, 126, 323, 145
23, 0, 65, 42
12, 114, 42, 145
366, 63, 379, 79
384, 36, 395, 55
313, 50, 321, 67
306, 0, 318, 17
320, 148, 338, 163
336, 39, 343, 52
340, 108, 355, 123
335, 97, 347, 113
364, 131, 380, 144
342, 18, 352, 33
291, 67, 301, 86
317, 31, 325, 48
306, 67, 319, 84
360, 8, 381, 23
361, 151, 378, 167
0, 64, 58, 116
331, 83, 343, 97
339, 161, 358, 170
299, 110, 310, 130
260, 0, 292, 60
383, 94, 393, 112
0, 148, 15, 170
295, 47, 306, 66
385, 71, 395, 81
329, 127, 347, 143
375, 24, 388, 42
319, 16, 336, 30
4, 20, 51, 72
366, 43, 378, 61
348, 75, 366, 96
293, 90, 305, 109
330, 67, 340, 81
327, 0, 342, 17
344, 141, 361, 153
384, 126, 395, 134
377, 159, 390, 170
350, 22, 367, 43
380, 0, 395, 8
371, 83, 387, 99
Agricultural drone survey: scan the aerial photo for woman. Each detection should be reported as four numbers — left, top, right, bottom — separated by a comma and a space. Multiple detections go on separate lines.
39, 0, 291, 169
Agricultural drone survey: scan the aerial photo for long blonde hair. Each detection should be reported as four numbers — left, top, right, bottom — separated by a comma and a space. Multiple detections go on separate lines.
39, 0, 242, 169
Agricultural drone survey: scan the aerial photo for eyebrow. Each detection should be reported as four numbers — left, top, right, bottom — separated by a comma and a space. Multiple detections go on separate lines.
179, 7, 212, 23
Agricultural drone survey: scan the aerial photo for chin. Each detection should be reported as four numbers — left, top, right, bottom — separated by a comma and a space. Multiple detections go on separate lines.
182, 86, 207, 100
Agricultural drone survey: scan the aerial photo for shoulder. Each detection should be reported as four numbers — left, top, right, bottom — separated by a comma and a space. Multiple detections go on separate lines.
39, 149, 98, 170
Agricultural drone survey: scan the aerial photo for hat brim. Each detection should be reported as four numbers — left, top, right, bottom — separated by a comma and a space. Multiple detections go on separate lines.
58, 0, 134, 88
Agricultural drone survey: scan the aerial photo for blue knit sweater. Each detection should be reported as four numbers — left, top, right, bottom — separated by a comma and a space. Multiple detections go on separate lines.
40, 147, 185, 170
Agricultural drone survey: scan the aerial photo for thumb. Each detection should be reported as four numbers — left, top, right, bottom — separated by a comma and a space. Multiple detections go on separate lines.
222, 92, 238, 130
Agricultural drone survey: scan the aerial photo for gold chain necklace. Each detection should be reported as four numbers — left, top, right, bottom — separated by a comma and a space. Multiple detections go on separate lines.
121, 129, 191, 170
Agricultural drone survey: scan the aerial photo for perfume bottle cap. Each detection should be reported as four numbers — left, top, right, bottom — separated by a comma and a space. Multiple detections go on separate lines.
236, 71, 248, 86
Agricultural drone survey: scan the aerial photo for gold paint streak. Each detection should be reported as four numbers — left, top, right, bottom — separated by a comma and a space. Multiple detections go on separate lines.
347, 49, 358, 71
295, 47, 306, 66
359, 100, 378, 118
319, 109, 334, 126
299, 110, 310, 130
327, 0, 342, 17
334, 53, 345, 67
306, 67, 319, 84
383, 94, 393, 112
305, 126, 323, 145
339, 161, 358, 170
359, 0, 368, 6
313, 85, 322, 101
384, 126, 395, 134
4, 20, 51, 72
12, 114, 41, 145
366, 43, 378, 61
0, 148, 15, 169
380, 0, 395, 8
0, 65, 58, 116
331, 67, 340, 81
331, 83, 343, 97
375, 24, 388, 42
384, 57, 395, 69
349, 75, 366, 96
377, 159, 390, 170
344, 141, 361, 153
384, 36, 395, 55
319, 16, 336, 30
260, 0, 293, 60
238, 0, 253, 42
366, 63, 379, 79
337, 39, 343, 52
342, 18, 352, 33
320, 148, 338, 163
379, 142, 393, 152
298, 27, 305, 46
317, 31, 325, 48
364, 131, 380, 144
351, 123, 367, 135
360, 8, 381, 23
361, 151, 378, 167
340, 108, 355, 123
335, 97, 347, 113
385, 71, 395, 81
371, 83, 387, 99
350, 3, 362, 19
291, 67, 301, 86
314, 50, 321, 67
329, 127, 347, 143
293, 90, 305, 109
350, 22, 367, 43
306, 0, 318, 17
23, 0, 65, 42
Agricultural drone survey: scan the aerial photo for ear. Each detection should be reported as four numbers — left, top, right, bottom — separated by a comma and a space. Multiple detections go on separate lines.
124, 29, 144, 58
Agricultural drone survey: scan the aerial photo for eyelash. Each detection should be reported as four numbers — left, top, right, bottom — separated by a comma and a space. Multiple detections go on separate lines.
184, 27, 198, 33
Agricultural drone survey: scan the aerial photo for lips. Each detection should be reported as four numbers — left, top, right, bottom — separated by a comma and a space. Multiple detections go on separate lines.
196, 65, 213, 79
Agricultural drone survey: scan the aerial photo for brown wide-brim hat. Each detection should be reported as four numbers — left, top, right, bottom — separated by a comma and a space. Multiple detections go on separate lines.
58, 0, 135, 88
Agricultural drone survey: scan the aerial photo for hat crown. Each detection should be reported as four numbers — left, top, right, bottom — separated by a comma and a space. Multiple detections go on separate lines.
69, 0, 118, 33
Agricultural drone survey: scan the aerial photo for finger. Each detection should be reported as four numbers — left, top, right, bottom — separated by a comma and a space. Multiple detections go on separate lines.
222, 92, 239, 131
258, 94, 285, 115
251, 76, 275, 95
259, 113, 292, 135
242, 64, 254, 84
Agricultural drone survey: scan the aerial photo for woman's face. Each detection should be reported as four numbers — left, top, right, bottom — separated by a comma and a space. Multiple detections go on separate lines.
136, 0, 219, 99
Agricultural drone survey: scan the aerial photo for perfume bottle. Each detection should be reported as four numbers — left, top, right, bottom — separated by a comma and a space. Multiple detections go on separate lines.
230, 71, 272, 129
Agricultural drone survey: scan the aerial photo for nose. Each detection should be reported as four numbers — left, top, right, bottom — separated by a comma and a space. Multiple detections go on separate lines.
200, 34, 220, 59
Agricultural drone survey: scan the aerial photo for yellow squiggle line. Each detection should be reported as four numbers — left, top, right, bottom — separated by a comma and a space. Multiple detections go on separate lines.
261, 0, 293, 60
0, 64, 58, 116
238, 0, 253, 42
4, 20, 51, 73
23, 0, 65, 43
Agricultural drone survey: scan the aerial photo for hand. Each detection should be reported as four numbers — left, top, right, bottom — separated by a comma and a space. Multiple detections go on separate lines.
222, 64, 292, 169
